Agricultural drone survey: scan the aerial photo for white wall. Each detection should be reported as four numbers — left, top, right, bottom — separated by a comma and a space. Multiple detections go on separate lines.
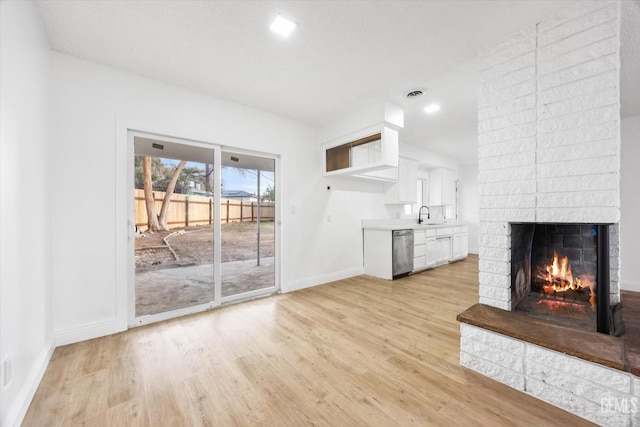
0, 1, 54, 426
400, 143, 458, 170
458, 163, 479, 254
620, 115, 640, 291
49, 53, 389, 344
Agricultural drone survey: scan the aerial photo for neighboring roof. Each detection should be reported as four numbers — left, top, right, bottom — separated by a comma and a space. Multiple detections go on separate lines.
222, 190, 255, 198
186, 189, 213, 197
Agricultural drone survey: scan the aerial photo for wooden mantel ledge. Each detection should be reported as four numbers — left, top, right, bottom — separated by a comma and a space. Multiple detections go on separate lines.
621, 290, 640, 376
457, 303, 626, 372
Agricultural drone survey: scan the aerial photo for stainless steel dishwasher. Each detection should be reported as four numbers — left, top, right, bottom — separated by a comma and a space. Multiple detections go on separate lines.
392, 229, 414, 279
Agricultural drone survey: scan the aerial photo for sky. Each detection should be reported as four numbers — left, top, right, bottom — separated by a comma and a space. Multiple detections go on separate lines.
222, 166, 274, 195
163, 158, 274, 195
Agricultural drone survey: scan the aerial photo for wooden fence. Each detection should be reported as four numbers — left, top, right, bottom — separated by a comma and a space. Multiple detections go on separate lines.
134, 189, 275, 229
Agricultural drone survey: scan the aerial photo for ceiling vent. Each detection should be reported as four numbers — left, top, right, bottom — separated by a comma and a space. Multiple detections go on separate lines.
406, 89, 425, 99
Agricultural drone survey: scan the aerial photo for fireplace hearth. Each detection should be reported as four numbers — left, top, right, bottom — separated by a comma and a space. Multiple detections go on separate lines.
511, 223, 614, 334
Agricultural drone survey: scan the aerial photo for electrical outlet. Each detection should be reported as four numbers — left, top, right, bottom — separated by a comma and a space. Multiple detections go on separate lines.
290, 205, 296, 215
3, 356, 12, 387
327, 214, 332, 223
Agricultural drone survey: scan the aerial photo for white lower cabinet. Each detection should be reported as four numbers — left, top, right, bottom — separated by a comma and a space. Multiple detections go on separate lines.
425, 235, 438, 269
452, 235, 462, 260
460, 233, 469, 258
435, 227, 452, 265
363, 229, 393, 279
413, 229, 426, 272
414, 229, 440, 272
365, 223, 468, 279
451, 226, 469, 261
435, 237, 450, 265
462, 233, 469, 257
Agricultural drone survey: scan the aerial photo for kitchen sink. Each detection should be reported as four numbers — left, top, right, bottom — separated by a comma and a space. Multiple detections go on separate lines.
418, 221, 446, 226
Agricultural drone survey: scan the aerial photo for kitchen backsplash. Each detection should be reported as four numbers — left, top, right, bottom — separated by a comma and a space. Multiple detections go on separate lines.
431, 205, 455, 220
368, 204, 457, 225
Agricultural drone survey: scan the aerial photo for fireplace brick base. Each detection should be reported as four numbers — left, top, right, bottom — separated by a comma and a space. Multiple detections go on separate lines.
461, 324, 637, 426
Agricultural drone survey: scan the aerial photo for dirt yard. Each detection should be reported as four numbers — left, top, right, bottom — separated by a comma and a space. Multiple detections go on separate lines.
134, 221, 276, 316
135, 221, 275, 270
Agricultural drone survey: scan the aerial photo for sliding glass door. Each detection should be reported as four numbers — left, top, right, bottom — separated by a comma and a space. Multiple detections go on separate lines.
132, 136, 217, 322
220, 151, 277, 301
128, 131, 279, 325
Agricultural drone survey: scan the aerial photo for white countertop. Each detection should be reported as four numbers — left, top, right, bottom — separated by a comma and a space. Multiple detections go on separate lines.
361, 219, 467, 231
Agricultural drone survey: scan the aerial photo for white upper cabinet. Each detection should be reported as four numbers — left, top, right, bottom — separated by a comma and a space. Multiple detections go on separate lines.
323, 124, 399, 178
428, 168, 456, 205
322, 101, 403, 180
384, 157, 418, 204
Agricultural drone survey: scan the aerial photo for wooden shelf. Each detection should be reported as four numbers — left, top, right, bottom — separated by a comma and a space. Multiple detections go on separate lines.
325, 144, 351, 172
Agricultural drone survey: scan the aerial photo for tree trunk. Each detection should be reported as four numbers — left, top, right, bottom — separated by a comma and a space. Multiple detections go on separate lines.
205, 164, 212, 194
158, 160, 187, 230
143, 156, 160, 231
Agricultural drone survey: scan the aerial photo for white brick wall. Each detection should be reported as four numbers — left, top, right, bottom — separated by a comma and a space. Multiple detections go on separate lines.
538, 70, 618, 106
477, 0, 621, 310
479, 151, 536, 171
536, 207, 619, 224
610, 223, 621, 305
460, 324, 636, 426
478, 123, 536, 145
537, 119, 618, 146
537, 138, 618, 162
537, 173, 618, 193
538, 37, 617, 75
537, 2, 618, 46
478, 247, 510, 262
538, 105, 618, 134
478, 138, 535, 159
478, 218, 513, 308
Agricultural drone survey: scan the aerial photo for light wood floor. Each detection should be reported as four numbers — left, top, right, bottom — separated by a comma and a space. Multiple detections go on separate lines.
24, 256, 593, 426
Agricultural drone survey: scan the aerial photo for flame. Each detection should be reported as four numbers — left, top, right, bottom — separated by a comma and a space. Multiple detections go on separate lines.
536, 252, 595, 298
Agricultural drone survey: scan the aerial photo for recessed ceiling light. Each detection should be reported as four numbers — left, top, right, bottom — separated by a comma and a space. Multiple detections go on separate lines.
424, 104, 441, 114
270, 14, 297, 37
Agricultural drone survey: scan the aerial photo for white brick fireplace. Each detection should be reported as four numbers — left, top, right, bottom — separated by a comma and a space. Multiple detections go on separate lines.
459, 1, 637, 425
476, 0, 621, 311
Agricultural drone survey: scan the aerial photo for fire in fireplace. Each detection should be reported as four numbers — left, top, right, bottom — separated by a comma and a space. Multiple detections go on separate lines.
535, 251, 595, 304
511, 223, 612, 334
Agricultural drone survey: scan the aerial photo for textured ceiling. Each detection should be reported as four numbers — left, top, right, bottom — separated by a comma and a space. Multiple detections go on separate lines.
35, 0, 638, 165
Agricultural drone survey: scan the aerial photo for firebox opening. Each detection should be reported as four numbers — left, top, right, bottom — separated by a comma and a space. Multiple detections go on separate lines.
510, 223, 612, 334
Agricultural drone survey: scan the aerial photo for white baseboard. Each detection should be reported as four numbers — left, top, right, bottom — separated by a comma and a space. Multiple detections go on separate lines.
55, 318, 125, 347
621, 279, 640, 292
284, 267, 364, 293
4, 340, 55, 427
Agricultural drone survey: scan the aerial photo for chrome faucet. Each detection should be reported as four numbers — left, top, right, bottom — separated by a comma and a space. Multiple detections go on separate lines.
418, 206, 430, 224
